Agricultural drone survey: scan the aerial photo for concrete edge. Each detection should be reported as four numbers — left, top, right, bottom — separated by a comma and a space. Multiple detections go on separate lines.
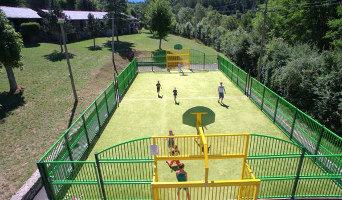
11, 170, 42, 200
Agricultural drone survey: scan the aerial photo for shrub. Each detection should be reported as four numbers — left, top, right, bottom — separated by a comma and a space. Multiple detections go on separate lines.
20, 22, 41, 44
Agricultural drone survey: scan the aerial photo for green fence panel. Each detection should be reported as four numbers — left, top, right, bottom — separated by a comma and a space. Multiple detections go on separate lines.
83, 103, 100, 142
100, 161, 153, 181
96, 93, 108, 126
98, 137, 152, 160
321, 128, 342, 155
103, 182, 152, 200
258, 179, 294, 199
48, 161, 101, 199
249, 134, 301, 156
295, 178, 342, 198
262, 87, 278, 119
250, 78, 264, 108
274, 98, 297, 137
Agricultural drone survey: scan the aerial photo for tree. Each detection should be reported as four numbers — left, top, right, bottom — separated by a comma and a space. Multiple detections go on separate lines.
39, 8, 75, 53
0, 11, 23, 94
76, 0, 98, 11
147, 0, 172, 49
325, 5, 342, 50
0, 0, 25, 6
102, 0, 128, 41
86, 13, 101, 48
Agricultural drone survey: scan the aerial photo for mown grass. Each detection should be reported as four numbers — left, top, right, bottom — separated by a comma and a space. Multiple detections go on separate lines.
0, 30, 217, 199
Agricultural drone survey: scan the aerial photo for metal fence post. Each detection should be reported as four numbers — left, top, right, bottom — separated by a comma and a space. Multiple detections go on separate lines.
249, 77, 253, 97
104, 91, 110, 116
291, 148, 306, 199
290, 109, 298, 140
94, 101, 101, 133
95, 153, 107, 200
261, 86, 266, 110
314, 125, 325, 155
203, 53, 206, 70
273, 96, 280, 123
82, 115, 91, 146
244, 71, 249, 96
37, 162, 55, 200
236, 68, 239, 85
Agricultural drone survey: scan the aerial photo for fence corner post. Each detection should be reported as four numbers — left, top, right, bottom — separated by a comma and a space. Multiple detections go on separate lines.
291, 148, 305, 199
37, 162, 55, 200
95, 153, 107, 200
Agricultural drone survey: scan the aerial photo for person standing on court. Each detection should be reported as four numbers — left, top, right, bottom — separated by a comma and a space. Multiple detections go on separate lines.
156, 81, 162, 98
218, 82, 226, 105
173, 87, 178, 104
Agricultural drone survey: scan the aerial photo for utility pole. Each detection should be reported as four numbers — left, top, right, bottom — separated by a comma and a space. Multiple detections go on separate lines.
257, 0, 268, 81
59, 20, 78, 102
111, 14, 118, 76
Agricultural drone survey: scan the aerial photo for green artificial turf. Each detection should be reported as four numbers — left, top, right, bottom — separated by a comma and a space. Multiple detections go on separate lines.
88, 71, 285, 158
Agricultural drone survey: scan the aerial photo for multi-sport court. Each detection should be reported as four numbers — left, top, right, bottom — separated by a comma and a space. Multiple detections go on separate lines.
37, 53, 342, 200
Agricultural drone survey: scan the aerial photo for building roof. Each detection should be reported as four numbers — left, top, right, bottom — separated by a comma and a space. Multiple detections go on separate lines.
0, 6, 41, 19
62, 10, 107, 20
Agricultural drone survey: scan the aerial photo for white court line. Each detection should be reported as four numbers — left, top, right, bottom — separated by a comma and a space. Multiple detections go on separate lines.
122, 96, 247, 101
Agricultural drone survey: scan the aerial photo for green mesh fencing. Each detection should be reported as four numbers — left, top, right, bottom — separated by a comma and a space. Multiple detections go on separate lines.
37, 59, 138, 200
218, 54, 341, 168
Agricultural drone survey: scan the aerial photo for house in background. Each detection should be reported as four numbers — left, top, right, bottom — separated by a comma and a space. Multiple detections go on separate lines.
0, 6, 41, 30
0, 6, 140, 41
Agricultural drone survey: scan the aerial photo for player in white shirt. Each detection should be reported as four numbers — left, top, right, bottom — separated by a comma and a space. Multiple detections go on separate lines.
218, 82, 226, 105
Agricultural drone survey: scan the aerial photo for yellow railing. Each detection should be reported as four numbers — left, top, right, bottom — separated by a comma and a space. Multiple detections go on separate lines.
166, 49, 190, 69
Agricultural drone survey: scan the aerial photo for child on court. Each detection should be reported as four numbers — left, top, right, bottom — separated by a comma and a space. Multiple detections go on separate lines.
156, 81, 162, 98
166, 145, 181, 172
176, 163, 191, 200
173, 87, 178, 104
218, 82, 226, 105
167, 129, 175, 152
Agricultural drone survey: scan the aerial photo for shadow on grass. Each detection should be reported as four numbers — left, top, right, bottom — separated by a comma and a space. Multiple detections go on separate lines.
87, 45, 103, 51
0, 92, 26, 120
24, 43, 41, 48
44, 50, 75, 62
103, 40, 135, 60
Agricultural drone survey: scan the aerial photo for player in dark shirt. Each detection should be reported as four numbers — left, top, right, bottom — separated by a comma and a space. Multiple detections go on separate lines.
173, 87, 178, 104
156, 81, 162, 98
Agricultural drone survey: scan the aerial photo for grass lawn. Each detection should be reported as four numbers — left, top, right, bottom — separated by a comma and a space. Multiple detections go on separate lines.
0, 30, 217, 199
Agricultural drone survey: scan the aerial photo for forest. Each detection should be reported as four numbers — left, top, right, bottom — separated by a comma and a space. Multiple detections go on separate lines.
164, 0, 341, 136
1, 0, 341, 135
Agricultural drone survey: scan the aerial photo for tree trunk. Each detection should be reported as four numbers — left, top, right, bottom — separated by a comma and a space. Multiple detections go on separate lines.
93, 37, 96, 48
59, 35, 64, 53
5, 66, 18, 94
116, 32, 119, 42
159, 38, 162, 49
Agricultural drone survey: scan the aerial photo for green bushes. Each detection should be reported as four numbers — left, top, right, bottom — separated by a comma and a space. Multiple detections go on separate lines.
20, 22, 41, 44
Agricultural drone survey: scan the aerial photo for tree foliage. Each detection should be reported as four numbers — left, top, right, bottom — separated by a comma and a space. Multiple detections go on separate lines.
86, 13, 102, 48
146, 0, 172, 49
0, 10, 23, 93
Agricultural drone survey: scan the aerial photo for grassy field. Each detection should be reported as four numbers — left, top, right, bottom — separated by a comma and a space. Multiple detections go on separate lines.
0, 30, 217, 199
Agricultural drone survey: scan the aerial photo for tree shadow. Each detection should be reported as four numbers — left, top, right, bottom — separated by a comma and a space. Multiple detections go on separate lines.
24, 43, 41, 48
87, 45, 102, 51
67, 100, 78, 128
103, 40, 135, 60
43, 50, 75, 62
0, 92, 26, 120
